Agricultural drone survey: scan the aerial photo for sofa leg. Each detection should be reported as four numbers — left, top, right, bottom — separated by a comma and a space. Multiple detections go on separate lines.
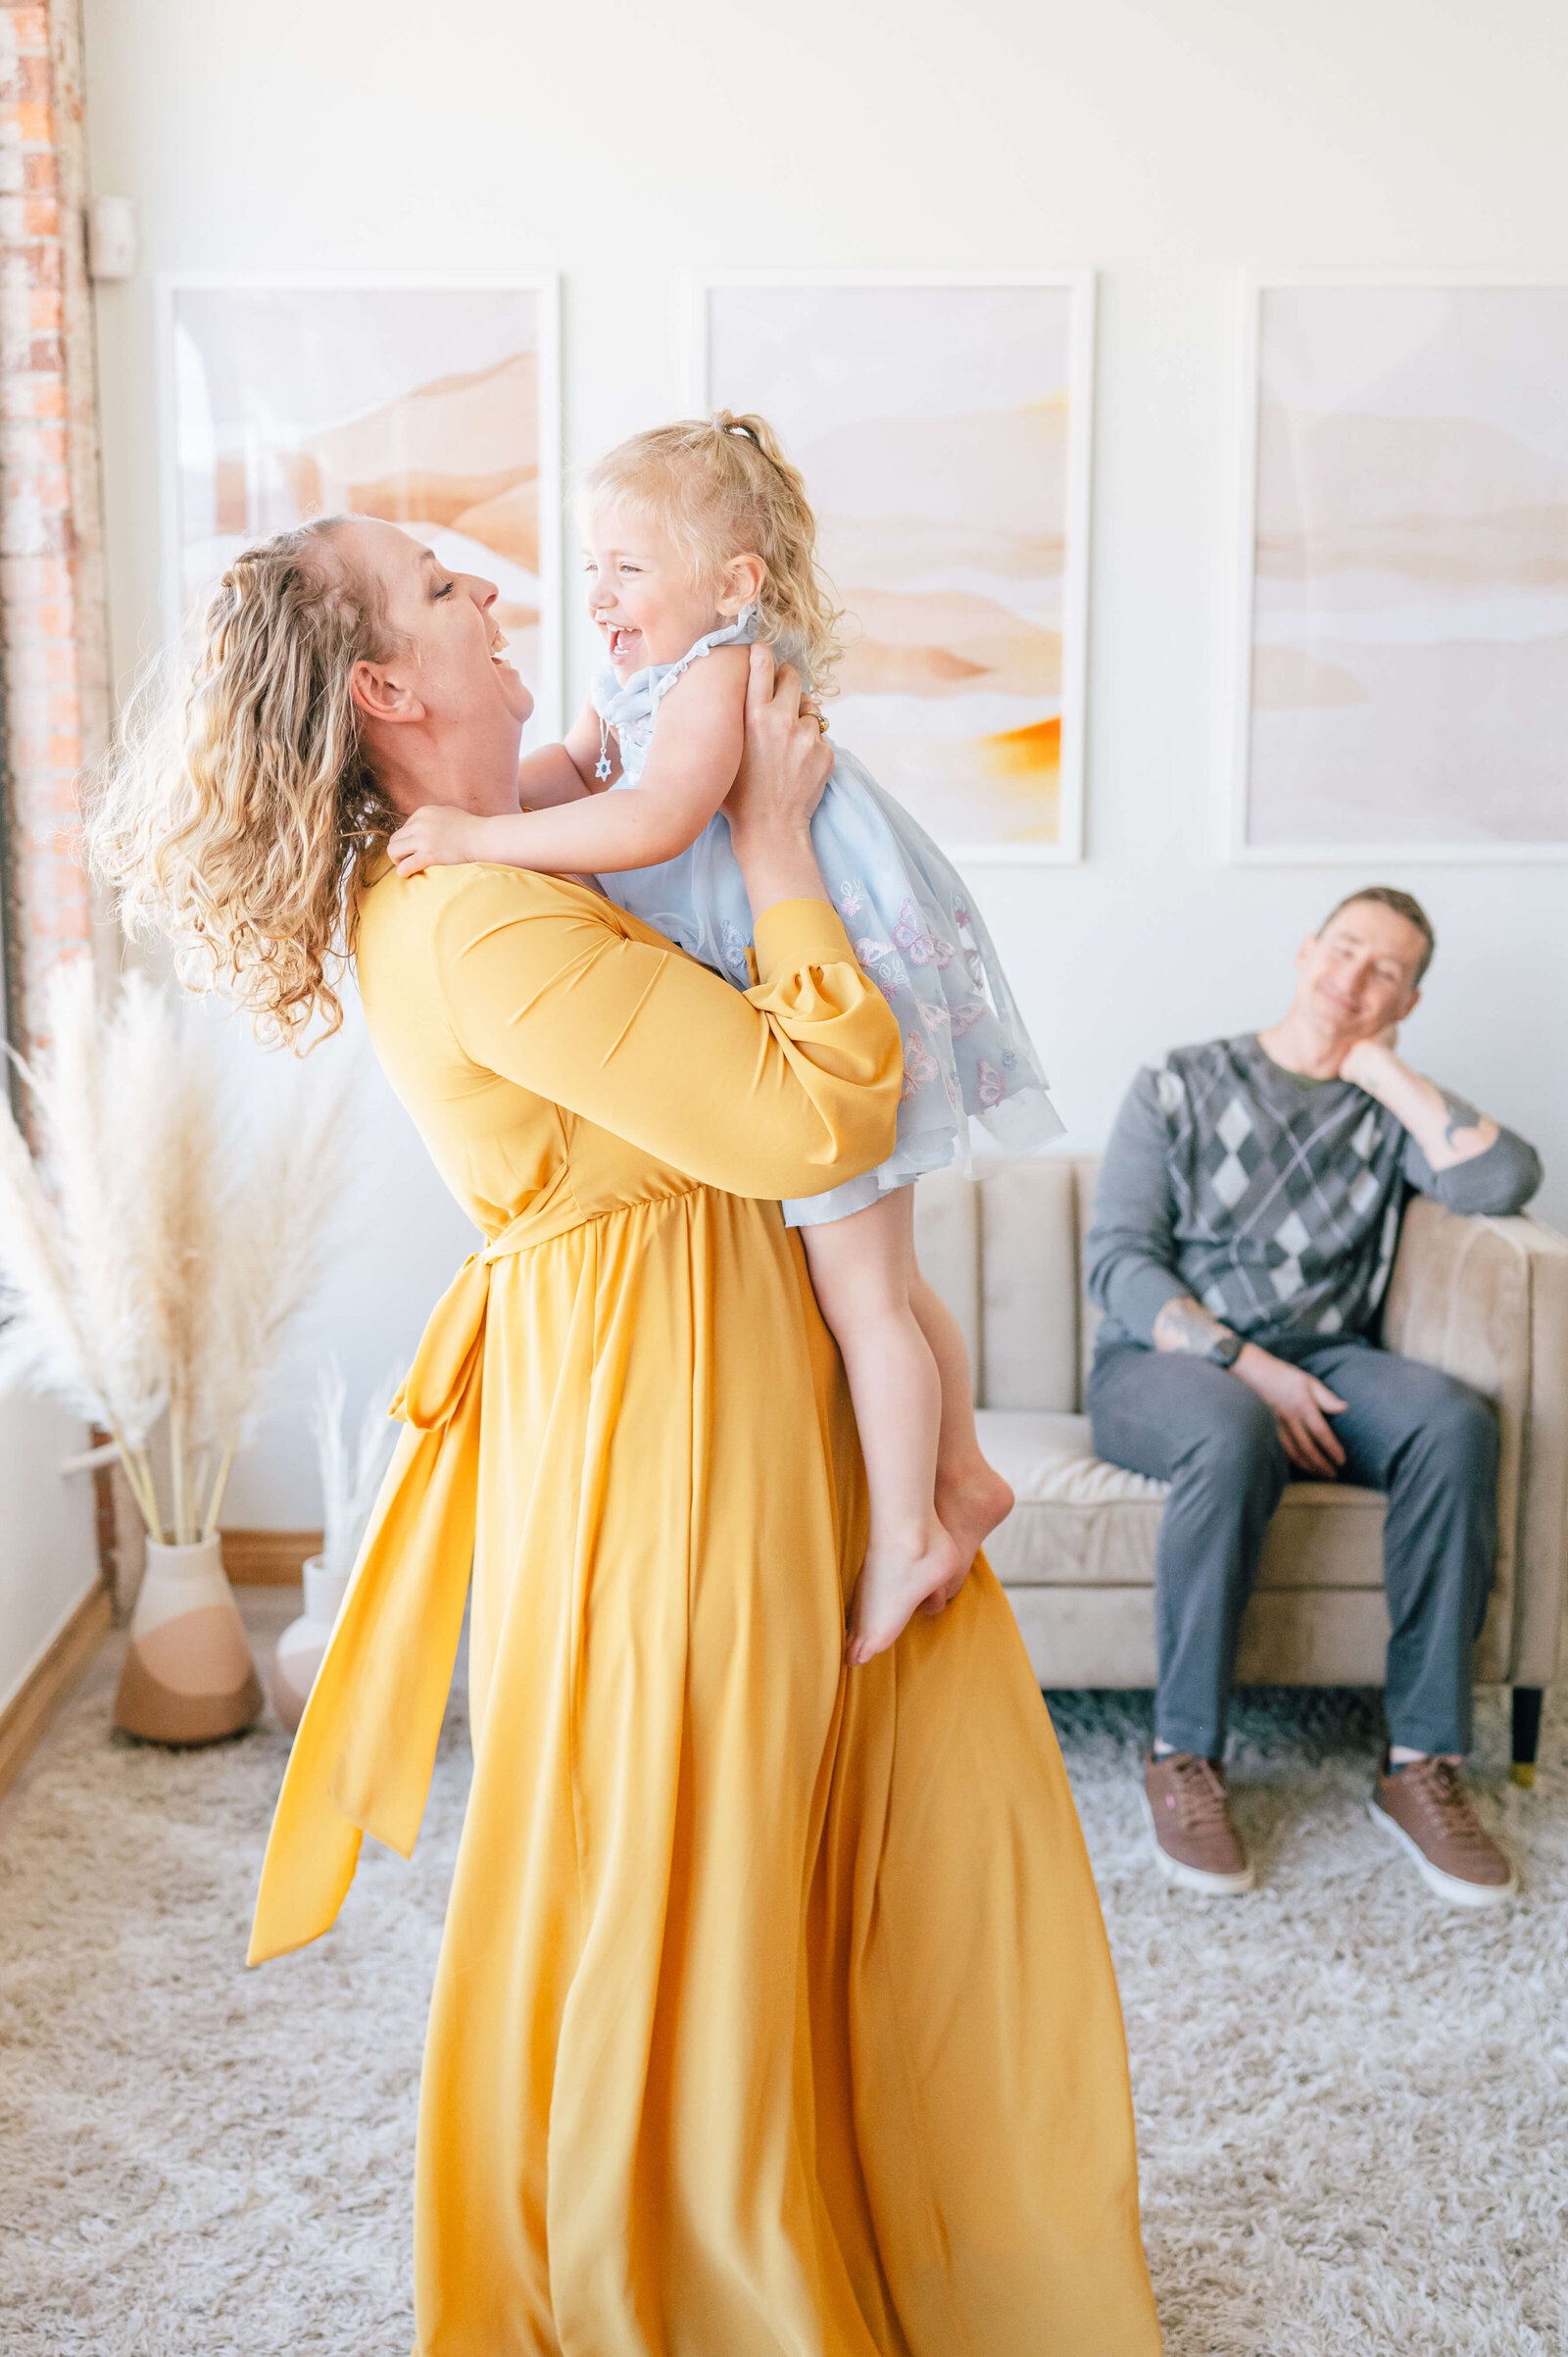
1511, 1687, 1544, 1790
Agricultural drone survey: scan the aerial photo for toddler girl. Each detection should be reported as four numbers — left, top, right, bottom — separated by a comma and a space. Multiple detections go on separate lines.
388, 413, 1062, 1660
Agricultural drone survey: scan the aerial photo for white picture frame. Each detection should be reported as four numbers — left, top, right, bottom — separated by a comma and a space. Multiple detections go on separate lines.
687, 270, 1096, 865
157, 270, 564, 746
1227, 270, 1568, 865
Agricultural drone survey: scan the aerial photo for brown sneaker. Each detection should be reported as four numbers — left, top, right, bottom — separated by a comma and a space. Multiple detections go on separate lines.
1369, 1752, 1517, 1908
1142, 1751, 1255, 1894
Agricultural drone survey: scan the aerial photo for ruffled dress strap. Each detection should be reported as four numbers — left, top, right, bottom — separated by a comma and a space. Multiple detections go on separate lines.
648, 610, 760, 713
591, 607, 761, 733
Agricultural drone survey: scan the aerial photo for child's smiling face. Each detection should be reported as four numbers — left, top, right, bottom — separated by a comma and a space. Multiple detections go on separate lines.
584, 502, 736, 680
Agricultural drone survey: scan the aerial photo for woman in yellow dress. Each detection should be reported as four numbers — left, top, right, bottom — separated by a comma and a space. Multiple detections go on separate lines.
90, 516, 1161, 2357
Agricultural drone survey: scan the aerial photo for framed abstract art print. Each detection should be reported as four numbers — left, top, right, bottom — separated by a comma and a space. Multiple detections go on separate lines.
1230, 277, 1568, 861
159, 273, 563, 747
691, 273, 1096, 863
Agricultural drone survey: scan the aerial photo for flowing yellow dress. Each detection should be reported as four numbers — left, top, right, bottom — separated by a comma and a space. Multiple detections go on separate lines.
251, 866, 1161, 2357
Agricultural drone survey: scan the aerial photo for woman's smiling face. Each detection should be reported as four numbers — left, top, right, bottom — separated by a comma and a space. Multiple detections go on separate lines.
338, 516, 534, 815
350, 517, 534, 731
583, 503, 729, 680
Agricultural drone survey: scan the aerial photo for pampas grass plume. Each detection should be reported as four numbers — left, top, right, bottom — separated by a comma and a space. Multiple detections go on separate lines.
195, 1056, 355, 1537
311, 1356, 402, 1583
0, 958, 350, 1543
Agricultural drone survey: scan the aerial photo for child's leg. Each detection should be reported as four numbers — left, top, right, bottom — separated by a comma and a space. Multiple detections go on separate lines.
800, 1190, 963, 1665
909, 1268, 1014, 1606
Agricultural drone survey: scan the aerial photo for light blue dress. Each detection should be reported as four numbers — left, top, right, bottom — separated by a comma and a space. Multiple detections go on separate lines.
592, 611, 1063, 1226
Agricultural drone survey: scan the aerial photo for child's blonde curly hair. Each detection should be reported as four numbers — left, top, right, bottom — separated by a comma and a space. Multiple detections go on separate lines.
581, 411, 844, 694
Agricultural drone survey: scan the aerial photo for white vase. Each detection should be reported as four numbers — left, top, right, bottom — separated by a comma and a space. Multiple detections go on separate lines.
114, 1534, 263, 1744
270, 1553, 352, 1736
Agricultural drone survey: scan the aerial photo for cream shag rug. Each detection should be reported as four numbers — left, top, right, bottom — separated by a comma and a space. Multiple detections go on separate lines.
1, 1660, 1565, 2356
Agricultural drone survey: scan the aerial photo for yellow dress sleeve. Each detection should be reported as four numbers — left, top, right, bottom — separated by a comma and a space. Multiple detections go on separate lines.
431, 872, 903, 1202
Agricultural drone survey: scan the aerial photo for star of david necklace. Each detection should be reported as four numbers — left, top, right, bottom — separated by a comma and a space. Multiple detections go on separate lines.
596, 717, 614, 782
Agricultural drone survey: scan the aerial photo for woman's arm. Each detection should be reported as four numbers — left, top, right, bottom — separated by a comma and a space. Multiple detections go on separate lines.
432, 653, 892, 1202
720, 646, 833, 915
389, 648, 749, 881
435, 881, 899, 1203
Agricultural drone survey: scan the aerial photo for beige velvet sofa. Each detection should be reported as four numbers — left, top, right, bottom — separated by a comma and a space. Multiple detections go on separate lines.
914, 1155, 1568, 1780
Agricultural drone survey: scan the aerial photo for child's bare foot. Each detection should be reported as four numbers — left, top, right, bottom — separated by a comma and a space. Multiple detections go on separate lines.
923, 1461, 1014, 1614
846, 1524, 964, 1665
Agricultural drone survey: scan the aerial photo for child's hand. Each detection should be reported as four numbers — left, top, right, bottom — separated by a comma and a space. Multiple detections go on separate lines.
387, 805, 486, 877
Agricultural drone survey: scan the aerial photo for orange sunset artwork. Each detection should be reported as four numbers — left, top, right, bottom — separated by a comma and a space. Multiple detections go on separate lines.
707, 285, 1084, 852
171, 287, 552, 745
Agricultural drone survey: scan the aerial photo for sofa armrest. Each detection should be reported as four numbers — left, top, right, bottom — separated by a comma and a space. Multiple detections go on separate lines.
1383, 1199, 1568, 1686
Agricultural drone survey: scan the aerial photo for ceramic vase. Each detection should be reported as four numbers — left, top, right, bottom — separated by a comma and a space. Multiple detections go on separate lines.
114, 1534, 263, 1744
270, 1553, 351, 1736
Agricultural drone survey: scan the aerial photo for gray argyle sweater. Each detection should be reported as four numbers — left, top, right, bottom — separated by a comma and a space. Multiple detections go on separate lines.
1086, 1035, 1543, 1350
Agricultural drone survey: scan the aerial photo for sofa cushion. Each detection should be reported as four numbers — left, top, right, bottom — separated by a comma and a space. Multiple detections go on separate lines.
913, 1161, 1084, 1412
976, 1408, 1389, 1592
976, 1161, 1082, 1412
1004, 1585, 1396, 1690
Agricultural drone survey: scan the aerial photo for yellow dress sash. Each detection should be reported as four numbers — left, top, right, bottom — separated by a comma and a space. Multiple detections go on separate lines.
248, 1203, 561, 1966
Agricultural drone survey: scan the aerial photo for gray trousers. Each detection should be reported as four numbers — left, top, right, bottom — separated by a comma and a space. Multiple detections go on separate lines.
1086, 1335, 1497, 1759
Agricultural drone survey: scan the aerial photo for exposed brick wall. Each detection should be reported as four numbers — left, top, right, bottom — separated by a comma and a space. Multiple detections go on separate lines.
0, 0, 108, 1059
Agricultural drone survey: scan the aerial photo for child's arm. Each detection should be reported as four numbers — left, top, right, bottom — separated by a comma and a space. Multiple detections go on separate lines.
383, 699, 612, 875
516, 747, 591, 811
388, 647, 748, 880
515, 697, 623, 808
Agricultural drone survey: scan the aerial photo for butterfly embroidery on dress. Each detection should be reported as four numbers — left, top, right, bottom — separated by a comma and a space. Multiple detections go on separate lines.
976, 1058, 1007, 1109
892, 901, 935, 967
949, 1002, 989, 1041
854, 937, 906, 994
891, 901, 956, 971
900, 1030, 940, 1103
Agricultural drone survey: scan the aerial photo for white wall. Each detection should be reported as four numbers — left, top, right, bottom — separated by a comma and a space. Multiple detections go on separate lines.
82, 0, 1568, 1525
0, 1395, 100, 1713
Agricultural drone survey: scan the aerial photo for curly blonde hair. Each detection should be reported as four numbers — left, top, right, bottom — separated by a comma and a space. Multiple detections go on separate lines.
581, 411, 845, 692
83, 518, 401, 1048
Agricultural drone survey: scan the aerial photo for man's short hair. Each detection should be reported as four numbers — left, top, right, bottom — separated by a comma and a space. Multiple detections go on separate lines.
1318, 885, 1436, 984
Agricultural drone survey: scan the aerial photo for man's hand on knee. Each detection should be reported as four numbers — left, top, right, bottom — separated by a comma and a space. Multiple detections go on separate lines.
1232, 1345, 1348, 1476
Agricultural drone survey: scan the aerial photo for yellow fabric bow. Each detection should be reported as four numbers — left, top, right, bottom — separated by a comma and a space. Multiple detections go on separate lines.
248, 1237, 508, 1965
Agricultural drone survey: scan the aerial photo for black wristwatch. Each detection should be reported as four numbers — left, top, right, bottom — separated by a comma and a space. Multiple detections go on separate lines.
1205, 1328, 1245, 1370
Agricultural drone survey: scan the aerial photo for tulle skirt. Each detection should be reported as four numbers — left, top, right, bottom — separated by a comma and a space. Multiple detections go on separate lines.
599, 746, 1062, 1225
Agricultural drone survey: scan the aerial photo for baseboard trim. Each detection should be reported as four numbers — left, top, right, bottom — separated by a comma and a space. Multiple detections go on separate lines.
0, 1582, 113, 1805
220, 1529, 322, 1587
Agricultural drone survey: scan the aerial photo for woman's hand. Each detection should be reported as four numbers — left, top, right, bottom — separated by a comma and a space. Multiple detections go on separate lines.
723, 646, 834, 917
388, 804, 487, 878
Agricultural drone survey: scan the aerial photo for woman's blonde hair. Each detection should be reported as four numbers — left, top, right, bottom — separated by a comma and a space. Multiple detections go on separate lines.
84, 517, 401, 1048
581, 411, 844, 692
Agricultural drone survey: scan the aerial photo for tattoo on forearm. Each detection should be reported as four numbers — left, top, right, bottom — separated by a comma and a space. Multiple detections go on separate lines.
1439, 1088, 1483, 1150
1153, 1296, 1233, 1354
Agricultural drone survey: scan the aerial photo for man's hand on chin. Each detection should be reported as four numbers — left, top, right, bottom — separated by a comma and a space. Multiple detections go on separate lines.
1337, 1025, 1401, 1090
1330, 1027, 1500, 1169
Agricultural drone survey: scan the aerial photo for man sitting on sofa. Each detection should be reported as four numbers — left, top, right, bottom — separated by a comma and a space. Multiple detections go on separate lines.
1085, 886, 1542, 1906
